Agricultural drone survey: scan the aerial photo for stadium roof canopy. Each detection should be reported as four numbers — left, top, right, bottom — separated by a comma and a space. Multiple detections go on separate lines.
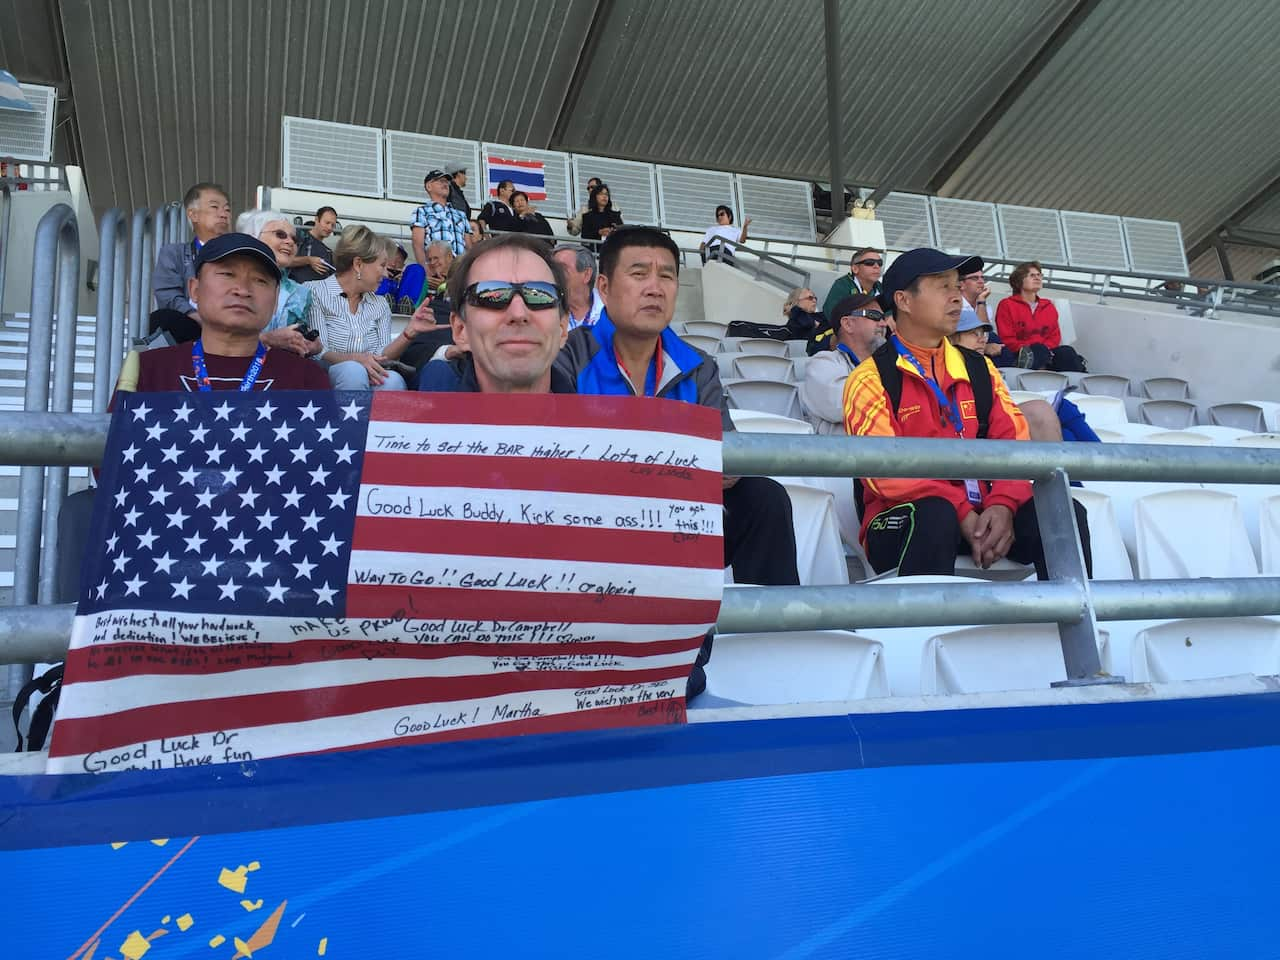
3, 0, 1279, 279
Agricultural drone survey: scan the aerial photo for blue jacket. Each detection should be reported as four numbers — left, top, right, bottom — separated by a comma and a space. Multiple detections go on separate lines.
553, 313, 732, 430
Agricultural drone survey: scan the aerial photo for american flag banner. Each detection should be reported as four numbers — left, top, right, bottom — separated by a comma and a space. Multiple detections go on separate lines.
487, 156, 547, 200
47, 391, 724, 774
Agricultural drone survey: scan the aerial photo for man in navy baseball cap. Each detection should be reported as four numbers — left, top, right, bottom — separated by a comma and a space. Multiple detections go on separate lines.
193, 231, 283, 282
877, 248, 983, 323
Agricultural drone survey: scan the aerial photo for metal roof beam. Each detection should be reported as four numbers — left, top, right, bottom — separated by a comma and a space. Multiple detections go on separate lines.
822, 0, 846, 226
548, 0, 611, 150
1186, 164, 1280, 262
924, 0, 1103, 195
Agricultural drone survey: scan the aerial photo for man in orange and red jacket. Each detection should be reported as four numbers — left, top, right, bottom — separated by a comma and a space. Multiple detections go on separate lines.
842, 248, 1091, 578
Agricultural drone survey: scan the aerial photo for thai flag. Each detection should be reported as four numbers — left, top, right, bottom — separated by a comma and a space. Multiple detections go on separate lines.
488, 157, 547, 201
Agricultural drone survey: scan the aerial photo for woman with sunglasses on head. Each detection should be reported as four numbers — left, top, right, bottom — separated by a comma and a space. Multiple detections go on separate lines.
305, 225, 437, 390
236, 209, 322, 358
822, 246, 884, 319
799, 293, 887, 435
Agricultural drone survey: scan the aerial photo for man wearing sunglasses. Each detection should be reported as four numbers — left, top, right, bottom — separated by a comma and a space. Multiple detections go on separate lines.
556, 226, 800, 590
799, 294, 887, 435
417, 233, 571, 393
822, 246, 884, 319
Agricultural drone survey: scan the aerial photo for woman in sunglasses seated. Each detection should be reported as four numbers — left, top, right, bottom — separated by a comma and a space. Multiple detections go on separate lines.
305, 225, 436, 391
799, 293, 888, 435
236, 209, 322, 358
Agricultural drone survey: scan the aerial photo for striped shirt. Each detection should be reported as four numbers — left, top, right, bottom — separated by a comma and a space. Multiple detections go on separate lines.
304, 275, 393, 356
411, 201, 471, 255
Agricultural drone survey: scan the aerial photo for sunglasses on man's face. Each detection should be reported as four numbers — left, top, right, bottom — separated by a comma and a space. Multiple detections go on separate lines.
463, 280, 563, 311
854, 258, 883, 267
845, 310, 885, 322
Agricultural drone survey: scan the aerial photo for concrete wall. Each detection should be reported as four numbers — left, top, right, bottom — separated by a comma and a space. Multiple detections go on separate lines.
700, 260, 787, 328
2, 168, 99, 317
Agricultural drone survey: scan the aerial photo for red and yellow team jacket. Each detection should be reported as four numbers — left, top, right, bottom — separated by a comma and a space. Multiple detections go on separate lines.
841, 337, 1031, 545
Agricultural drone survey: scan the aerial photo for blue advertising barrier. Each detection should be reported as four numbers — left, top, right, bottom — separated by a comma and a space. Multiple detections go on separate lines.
4, 690, 1280, 958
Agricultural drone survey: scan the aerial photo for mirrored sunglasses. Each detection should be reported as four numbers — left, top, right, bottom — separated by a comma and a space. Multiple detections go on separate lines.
464, 280, 563, 311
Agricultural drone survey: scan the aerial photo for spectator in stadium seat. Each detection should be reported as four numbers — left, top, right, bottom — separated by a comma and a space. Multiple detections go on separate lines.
398, 242, 459, 377
800, 293, 886, 434
375, 244, 414, 313
959, 264, 1016, 366
580, 183, 623, 242
699, 205, 751, 265
445, 163, 472, 221
822, 246, 883, 319
567, 177, 603, 236
512, 191, 555, 239
236, 208, 322, 358
117, 233, 329, 395
307, 226, 436, 391
553, 243, 604, 330
478, 179, 519, 237
843, 247, 1091, 578
411, 169, 472, 265
150, 182, 232, 344
289, 205, 337, 282
995, 261, 1086, 371
556, 226, 801, 588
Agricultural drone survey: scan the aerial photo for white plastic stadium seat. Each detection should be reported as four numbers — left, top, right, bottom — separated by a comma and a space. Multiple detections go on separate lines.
1209, 401, 1280, 433
1133, 489, 1257, 579
1139, 399, 1197, 429
999, 368, 1025, 390
779, 481, 850, 586
1093, 422, 1165, 443
1261, 495, 1280, 575
704, 630, 890, 705
683, 320, 729, 338
1127, 618, 1280, 683
733, 353, 794, 381
1141, 377, 1190, 400
1070, 488, 1134, 580
1141, 430, 1211, 446
735, 338, 790, 357
1069, 394, 1128, 427
1237, 434, 1280, 448
725, 380, 803, 420
682, 334, 720, 353
1016, 370, 1069, 393
921, 623, 1109, 695
1080, 374, 1131, 398
1183, 425, 1251, 444
1008, 390, 1042, 405
727, 409, 814, 434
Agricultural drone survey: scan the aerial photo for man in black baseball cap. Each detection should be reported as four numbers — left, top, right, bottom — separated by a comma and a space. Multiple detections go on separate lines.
842, 247, 1091, 579
113, 233, 329, 395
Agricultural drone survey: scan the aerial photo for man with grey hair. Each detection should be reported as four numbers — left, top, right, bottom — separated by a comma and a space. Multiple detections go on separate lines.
552, 243, 604, 330
150, 181, 232, 342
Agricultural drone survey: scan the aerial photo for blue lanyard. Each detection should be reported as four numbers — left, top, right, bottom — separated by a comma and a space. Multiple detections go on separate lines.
192, 340, 268, 393
835, 344, 861, 365
890, 335, 965, 437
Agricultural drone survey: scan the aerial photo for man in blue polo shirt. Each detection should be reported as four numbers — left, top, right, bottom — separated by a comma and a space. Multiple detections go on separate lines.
555, 226, 800, 587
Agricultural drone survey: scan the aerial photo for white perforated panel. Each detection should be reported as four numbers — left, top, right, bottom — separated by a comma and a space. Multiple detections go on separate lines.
482, 143, 573, 218
735, 174, 815, 242
931, 197, 1002, 258
657, 166, 737, 233
997, 205, 1067, 263
1122, 217, 1189, 276
0, 84, 55, 162
385, 131, 481, 205
281, 117, 383, 198
1061, 211, 1130, 271
874, 192, 935, 250
571, 155, 658, 225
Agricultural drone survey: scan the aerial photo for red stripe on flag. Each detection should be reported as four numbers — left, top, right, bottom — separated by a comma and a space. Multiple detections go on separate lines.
487, 157, 546, 169
359, 452, 722, 502
345, 584, 722, 624
369, 392, 723, 440
352, 517, 722, 567
48, 664, 693, 756
65, 635, 707, 681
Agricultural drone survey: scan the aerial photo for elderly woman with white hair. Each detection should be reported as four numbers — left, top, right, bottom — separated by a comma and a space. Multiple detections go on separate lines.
235, 208, 321, 357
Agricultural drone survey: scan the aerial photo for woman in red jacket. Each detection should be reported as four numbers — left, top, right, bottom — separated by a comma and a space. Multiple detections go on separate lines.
994, 261, 1086, 371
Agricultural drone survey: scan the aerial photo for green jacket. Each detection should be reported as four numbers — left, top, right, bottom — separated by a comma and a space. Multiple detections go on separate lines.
822, 274, 881, 319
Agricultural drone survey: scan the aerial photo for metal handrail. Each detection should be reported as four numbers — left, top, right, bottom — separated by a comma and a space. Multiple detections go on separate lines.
92, 209, 128, 412
706, 241, 810, 293
129, 207, 154, 342
2, 413, 1279, 679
